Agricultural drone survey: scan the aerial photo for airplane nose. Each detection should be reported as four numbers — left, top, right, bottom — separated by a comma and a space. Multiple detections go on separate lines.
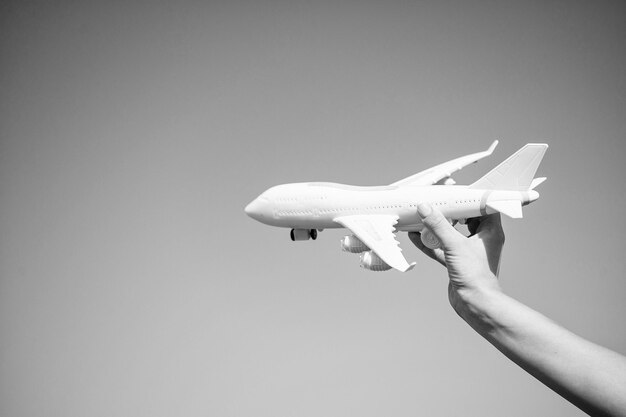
244, 198, 263, 220
528, 190, 540, 203
244, 200, 256, 217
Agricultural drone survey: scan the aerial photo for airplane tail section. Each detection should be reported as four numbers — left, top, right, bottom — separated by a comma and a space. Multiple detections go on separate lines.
486, 199, 523, 219
469, 144, 548, 191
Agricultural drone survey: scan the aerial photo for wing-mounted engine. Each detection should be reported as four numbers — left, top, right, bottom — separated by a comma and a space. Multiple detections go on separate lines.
360, 251, 392, 271
435, 176, 456, 185
290, 228, 318, 241
340, 235, 369, 253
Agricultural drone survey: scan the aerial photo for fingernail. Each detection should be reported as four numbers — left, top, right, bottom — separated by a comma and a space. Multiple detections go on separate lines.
417, 202, 432, 218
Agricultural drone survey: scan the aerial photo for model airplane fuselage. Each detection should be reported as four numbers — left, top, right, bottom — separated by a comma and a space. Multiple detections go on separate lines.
245, 183, 538, 231
245, 141, 548, 272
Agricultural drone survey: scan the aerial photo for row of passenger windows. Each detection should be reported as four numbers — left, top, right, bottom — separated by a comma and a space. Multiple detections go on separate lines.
276, 202, 449, 216
273, 198, 476, 205
276, 196, 328, 202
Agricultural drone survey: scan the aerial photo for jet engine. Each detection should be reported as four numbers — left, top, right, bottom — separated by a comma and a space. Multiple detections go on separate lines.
360, 251, 391, 271
290, 228, 317, 241
340, 235, 369, 253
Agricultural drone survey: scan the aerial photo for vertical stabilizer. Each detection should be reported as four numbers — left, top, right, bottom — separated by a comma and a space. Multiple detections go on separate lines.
469, 144, 548, 191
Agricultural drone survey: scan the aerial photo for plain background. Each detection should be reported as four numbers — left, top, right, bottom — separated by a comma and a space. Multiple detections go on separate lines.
1, 1, 625, 416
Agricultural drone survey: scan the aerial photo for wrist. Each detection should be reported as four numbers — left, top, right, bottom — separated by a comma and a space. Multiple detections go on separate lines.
451, 285, 506, 335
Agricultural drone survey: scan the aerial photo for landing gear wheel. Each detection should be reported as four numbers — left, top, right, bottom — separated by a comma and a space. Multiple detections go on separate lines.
290, 229, 295, 241
421, 229, 441, 250
310, 229, 317, 240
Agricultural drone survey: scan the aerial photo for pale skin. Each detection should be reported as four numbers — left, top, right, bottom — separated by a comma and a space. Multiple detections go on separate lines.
409, 203, 626, 417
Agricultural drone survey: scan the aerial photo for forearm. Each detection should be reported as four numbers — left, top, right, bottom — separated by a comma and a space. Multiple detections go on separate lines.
455, 288, 626, 416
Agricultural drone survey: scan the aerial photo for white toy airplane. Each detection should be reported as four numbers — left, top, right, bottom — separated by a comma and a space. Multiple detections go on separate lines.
245, 141, 548, 272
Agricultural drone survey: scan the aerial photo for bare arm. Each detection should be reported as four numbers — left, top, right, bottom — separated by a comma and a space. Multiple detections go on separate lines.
409, 203, 626, 416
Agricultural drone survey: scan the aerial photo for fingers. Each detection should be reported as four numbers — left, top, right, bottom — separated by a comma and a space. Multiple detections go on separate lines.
417, 203, 463, 249
466, 214, 504, 240
408, 232, 446, 266
475, 213, 505, 244
480, 213, 503, 232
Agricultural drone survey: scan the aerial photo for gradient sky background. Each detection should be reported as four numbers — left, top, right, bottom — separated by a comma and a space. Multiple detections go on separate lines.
1, 1, 625, 416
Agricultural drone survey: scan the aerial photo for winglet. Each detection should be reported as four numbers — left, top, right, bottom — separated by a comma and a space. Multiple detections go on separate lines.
404, 262, 417, 272
486, 139, 499, 155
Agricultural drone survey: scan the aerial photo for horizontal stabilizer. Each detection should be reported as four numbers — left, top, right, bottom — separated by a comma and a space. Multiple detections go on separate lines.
530, 177, 547, 189
487, 200, 523, 219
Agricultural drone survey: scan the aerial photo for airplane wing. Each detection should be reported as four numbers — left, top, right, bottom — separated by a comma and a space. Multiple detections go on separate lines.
334, 215, 416, 272
391, 140, 498, 186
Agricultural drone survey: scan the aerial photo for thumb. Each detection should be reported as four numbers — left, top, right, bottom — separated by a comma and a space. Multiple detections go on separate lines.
417, 203, 462, 249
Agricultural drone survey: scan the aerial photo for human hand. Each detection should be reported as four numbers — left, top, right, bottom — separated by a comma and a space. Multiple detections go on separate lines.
408, 203, 505, 313
409, 210, 626, 417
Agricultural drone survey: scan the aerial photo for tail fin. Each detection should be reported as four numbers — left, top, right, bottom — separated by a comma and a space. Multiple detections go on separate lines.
469, 144, 548, 191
